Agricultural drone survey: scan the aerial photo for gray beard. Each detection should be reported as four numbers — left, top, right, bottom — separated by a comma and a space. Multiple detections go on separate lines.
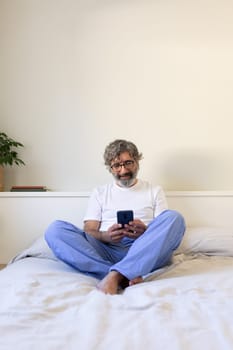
113, 169, 138, 187
117, 177, 136, 187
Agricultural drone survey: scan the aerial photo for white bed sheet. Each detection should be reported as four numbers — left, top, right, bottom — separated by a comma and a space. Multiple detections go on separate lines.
1, 251, 233, 350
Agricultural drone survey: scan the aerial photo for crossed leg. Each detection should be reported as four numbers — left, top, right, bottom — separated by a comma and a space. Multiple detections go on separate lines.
98, 210, 185, 294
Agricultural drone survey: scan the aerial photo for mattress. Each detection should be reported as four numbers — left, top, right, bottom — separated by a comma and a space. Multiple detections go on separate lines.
1, 227, 233, 350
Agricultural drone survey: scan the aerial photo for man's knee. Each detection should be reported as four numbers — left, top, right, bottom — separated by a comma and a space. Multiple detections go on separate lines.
163, 210, 186, 249
44, 220, 70, 244
161, 209, 185, 229
45, 220, 83, 244
149, 210, 186, 242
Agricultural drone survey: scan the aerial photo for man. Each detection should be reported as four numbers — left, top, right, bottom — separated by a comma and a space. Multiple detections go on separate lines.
45, 139, 185, 294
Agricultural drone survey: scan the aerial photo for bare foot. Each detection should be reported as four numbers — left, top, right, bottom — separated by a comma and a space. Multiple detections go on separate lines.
97, 271, 125, 294
129, 276, 143, 286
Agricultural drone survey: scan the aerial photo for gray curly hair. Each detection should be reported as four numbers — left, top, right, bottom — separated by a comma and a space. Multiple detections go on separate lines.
103, 139, 143, 168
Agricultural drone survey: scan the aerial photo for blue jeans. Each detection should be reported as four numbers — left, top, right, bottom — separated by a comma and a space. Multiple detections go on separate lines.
45, 210, 185, 280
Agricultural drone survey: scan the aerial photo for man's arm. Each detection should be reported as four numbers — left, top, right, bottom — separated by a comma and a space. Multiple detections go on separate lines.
83, 220, 102, 240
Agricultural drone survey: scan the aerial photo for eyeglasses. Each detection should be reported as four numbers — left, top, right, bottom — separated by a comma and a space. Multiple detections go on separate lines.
110, 160, 135, 171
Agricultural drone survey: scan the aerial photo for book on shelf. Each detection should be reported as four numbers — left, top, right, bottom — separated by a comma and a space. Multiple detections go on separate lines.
10, 186, 48, 192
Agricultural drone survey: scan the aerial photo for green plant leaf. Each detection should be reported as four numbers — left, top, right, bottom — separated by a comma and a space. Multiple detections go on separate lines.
0, 132, 25, 167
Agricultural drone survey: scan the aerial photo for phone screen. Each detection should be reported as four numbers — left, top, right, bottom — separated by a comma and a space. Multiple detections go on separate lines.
117, 210, 134, 227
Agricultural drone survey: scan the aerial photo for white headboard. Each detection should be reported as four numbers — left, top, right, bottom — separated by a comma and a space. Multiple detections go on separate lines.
167, 191, 233, 228
1, 191, 233, 263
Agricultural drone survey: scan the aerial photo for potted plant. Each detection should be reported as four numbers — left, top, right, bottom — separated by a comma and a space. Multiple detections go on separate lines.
0, 132, 25, 191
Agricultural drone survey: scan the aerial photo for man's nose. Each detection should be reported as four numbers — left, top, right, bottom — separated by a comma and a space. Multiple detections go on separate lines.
119, 165, 128, 173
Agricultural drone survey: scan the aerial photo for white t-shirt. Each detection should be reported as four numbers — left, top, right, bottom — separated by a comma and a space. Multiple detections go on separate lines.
83, 179, 168, 231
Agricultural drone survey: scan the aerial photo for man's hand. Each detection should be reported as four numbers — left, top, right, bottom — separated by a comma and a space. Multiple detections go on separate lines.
84, 219, 147, 243
83, 220, 125, 243
101, 224, 125, 243
122, 219, 147, 239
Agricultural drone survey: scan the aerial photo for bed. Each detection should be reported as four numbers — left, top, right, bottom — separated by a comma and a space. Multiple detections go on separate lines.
1, 192, 233, 350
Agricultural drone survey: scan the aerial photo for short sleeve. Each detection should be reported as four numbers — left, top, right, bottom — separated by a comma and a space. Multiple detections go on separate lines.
83, 188, 102, 222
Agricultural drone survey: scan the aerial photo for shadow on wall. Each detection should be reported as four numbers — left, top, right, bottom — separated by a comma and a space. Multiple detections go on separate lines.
160, 150, 230, 191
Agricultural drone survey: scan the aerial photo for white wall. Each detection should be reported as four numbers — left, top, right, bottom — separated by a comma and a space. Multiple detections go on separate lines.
1, 0, 233, 191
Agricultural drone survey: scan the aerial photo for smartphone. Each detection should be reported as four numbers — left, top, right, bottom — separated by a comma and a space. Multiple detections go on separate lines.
117, 210, 134, 227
